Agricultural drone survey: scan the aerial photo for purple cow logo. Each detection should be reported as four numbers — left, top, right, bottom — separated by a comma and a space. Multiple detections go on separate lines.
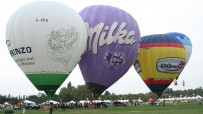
103, 51, 125, 69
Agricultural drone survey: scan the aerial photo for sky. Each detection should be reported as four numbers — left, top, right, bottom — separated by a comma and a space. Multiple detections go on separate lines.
0, 0, 203, 97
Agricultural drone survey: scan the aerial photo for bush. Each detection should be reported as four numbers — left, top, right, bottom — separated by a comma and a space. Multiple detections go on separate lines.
5, 110, 14, 114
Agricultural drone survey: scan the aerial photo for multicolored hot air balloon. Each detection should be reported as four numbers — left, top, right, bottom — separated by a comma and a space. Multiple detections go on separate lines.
134, 34, 186, 97
5, 1, 87, 98
166, 32, 192, 80
79, 5, 140, 98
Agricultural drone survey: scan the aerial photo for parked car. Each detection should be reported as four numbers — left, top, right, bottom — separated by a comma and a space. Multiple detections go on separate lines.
25, 103, 40, 110
102, 102, 111, 107
112, 101, 127, 107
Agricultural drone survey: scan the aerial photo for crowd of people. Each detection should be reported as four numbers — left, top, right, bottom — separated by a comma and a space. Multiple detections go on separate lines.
45, 101, 108, 111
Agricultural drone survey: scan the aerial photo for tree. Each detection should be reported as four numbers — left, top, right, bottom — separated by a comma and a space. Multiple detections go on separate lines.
101, 91, 111, 100
59, 87, 69, 101
110, 93, 118, 100
3, 85, 203, 103
104, 91, 111, 96
37, 93, 48, 103
27, 95, 38, 103
74, 85, 92, 100
59, 83, 93, 101
8, 97, 19, 105
67, 82, 72, 88
0, 95, 7, 104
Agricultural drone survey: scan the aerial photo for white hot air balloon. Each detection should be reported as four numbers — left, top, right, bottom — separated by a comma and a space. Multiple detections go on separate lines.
6, 1, 87, 98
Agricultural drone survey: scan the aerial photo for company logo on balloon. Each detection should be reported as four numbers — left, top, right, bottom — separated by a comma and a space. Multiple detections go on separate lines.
46, 27, 79, 70
86, 22, 136, 54
9, 47, 32, 57
103, 51, 125, 69
157, 58, 185, 74
6, 39, 32, 57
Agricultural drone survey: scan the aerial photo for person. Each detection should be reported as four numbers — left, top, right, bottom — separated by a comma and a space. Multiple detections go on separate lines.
22, 102, 26, 114
49, 102, 53, 114
163, 99, 165, 106
173, 99, 177, 106
134, 100, 137, 107
61, 102, 65, 111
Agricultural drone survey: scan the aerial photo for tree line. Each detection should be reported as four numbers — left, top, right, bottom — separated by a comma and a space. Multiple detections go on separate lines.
1, 82, 203, 104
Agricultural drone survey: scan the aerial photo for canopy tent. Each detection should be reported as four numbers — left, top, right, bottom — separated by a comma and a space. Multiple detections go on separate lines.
44, 100, 59, 105
69, 100, 75, 104
196, 95, 203, 99
79, 100, 90, 104
148, 98, 155, 103
4, 102, 11, 106
138, 97, 143, 103
22, 100, 36, 104
103, 100, 111, 103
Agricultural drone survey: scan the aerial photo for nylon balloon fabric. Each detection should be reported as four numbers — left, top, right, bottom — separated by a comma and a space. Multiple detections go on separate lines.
6, 1, 87, 99
134, 34, 186, 97
166, 32, 192, 80
79, 5, 140, 98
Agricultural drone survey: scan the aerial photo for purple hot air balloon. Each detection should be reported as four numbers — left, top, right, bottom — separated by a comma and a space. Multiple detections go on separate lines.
79, 5, 140, 98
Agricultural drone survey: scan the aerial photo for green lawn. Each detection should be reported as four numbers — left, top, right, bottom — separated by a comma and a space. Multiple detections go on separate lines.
1, 102, 202, 114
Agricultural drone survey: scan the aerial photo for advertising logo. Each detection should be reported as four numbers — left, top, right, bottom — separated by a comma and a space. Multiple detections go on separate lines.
86, 22, 136, 54
46, 27, 79, 71
103, 51, 125, 69
157, 58, 185, 74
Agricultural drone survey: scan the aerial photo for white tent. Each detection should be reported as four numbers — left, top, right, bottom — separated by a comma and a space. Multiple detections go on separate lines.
69, 100, 75, 104
138, 98, 143, 103
3, 102, 12, 107
4, 102, 9, 105
103, 100, 111, 103
196, 95, 203, 99
191, 96, 197, 100
93, 100, 102, 103
78, 100, 90, 106
45, 100, 59, 104
4, 102, 10, 106
22, 100, 36, 104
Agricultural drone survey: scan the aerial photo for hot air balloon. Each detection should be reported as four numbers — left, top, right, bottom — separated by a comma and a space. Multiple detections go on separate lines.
133, 34, 186, 97
166, 32, 192, 80
5, 1, 87, 99
79, 5, 140, 98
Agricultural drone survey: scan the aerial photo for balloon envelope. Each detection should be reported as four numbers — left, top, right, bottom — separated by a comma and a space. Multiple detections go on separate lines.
166, 32, 192, 66
79, 5, 140, 98
166, 32, 192, 80
6, 1, 87, 98
134, 34, 186, 97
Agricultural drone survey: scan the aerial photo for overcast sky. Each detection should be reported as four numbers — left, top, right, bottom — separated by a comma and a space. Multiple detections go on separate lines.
0, 0, 203, 97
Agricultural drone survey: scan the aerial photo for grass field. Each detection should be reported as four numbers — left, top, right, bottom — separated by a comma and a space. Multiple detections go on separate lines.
1, 102, 202, 114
